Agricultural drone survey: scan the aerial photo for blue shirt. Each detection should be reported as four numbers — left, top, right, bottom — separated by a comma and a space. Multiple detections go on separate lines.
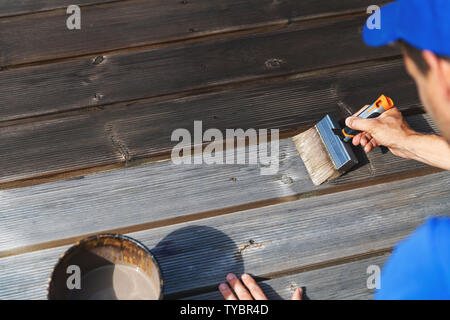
375, 217, 450, 300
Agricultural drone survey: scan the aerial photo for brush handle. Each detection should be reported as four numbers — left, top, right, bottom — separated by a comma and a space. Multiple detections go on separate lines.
342, 95, 394, 143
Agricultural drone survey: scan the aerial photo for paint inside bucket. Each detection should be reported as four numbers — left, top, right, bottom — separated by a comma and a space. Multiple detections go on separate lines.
48, 234, 163, 300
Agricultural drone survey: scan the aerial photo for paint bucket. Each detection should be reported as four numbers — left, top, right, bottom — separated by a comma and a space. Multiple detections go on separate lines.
47, 234, 163, 300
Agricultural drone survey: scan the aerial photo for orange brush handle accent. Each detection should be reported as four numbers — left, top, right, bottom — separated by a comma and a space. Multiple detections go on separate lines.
342, 95, 395, 142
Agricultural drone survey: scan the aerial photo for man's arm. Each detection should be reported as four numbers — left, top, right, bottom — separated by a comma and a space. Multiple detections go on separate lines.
402, 132, 450, 170
345, 107, 450, 170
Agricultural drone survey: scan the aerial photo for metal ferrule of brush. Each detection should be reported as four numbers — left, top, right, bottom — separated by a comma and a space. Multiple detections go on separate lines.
342, 95, 394, 143
316, 115, 358, 173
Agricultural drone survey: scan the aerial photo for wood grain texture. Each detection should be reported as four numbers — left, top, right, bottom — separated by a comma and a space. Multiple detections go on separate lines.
0, 16, 399, 121
0, 59, 421, 184
0, 245, 68, 299
0, 0, 122, 18
0, 115, 438, 255
0, 171, 448, 299
0, 0, 390, 65
187, 254, 390, 300
0, 113, 120, 184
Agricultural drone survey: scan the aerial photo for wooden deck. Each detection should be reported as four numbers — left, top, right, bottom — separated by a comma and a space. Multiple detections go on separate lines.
1, 0, 449, 300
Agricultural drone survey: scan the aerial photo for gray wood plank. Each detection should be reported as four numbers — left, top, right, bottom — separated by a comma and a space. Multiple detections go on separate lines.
0, 0, 390, 66
0, 245, 66, 299
187, 254, 390, 300
0, 0, 122, 18
0, 113, 438, 255
0, 171, 448, 299
0, 16, 399, 121
0, 59, 420, 184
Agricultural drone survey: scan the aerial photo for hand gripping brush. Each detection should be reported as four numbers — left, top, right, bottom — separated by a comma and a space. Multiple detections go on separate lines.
292, 95, 394, 185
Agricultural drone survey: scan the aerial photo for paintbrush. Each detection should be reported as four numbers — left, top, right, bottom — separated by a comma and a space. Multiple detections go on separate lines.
292, 95, 394, 185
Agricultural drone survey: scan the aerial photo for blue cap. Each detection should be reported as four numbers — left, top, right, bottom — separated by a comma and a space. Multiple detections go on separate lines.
363, 0, 450, 57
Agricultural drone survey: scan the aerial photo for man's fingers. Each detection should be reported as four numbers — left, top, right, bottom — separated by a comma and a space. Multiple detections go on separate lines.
353, 133, 372, 147
219, 283, 237, 300
360, 134, 369, 147
346, 104, 380, 133
349, 105, 370, 146
291, 288, 303, 300
226, 273, 253, 300
241, 274, 268, 300
221, 273, 303, 301
352, 133, 363, 146
364, 138, 378, 153
345, 116, 377, 133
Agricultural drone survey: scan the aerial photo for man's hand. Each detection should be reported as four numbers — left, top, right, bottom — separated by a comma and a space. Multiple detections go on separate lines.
219, 273, 302, 300
346, 106, 450, 170
345, 107, 416, 158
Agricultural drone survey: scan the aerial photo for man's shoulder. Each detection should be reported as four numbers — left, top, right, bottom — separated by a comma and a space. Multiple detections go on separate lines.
415, 216, 450, 252
375, 216, 450, 300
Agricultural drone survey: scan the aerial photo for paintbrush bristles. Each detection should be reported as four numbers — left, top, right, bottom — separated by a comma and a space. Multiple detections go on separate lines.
292, 126, 342, 186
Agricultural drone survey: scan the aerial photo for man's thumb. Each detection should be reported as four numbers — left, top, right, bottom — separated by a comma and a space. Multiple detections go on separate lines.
345, 116, 375, 133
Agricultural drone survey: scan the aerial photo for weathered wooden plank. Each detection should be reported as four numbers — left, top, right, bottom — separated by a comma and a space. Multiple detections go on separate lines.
0, 114, 435, 254
0, 171, 448, 299
0, 59, 421, 184
187, 254, 390, 300
0, 0, 121, 18
0, 246, 67, 299
0, 1, 390, 66
0, 113, 120, 184
0, 16, 399, 121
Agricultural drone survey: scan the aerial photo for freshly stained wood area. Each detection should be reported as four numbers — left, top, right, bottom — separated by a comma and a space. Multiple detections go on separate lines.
1, 16, 400, 121
1, 0, 390, 66
0, 0, 122, 17
0, 1, 448, 300
0, 60, 421, 185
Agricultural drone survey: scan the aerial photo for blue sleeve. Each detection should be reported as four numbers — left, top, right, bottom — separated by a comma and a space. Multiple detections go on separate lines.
375, 216, 450, 300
